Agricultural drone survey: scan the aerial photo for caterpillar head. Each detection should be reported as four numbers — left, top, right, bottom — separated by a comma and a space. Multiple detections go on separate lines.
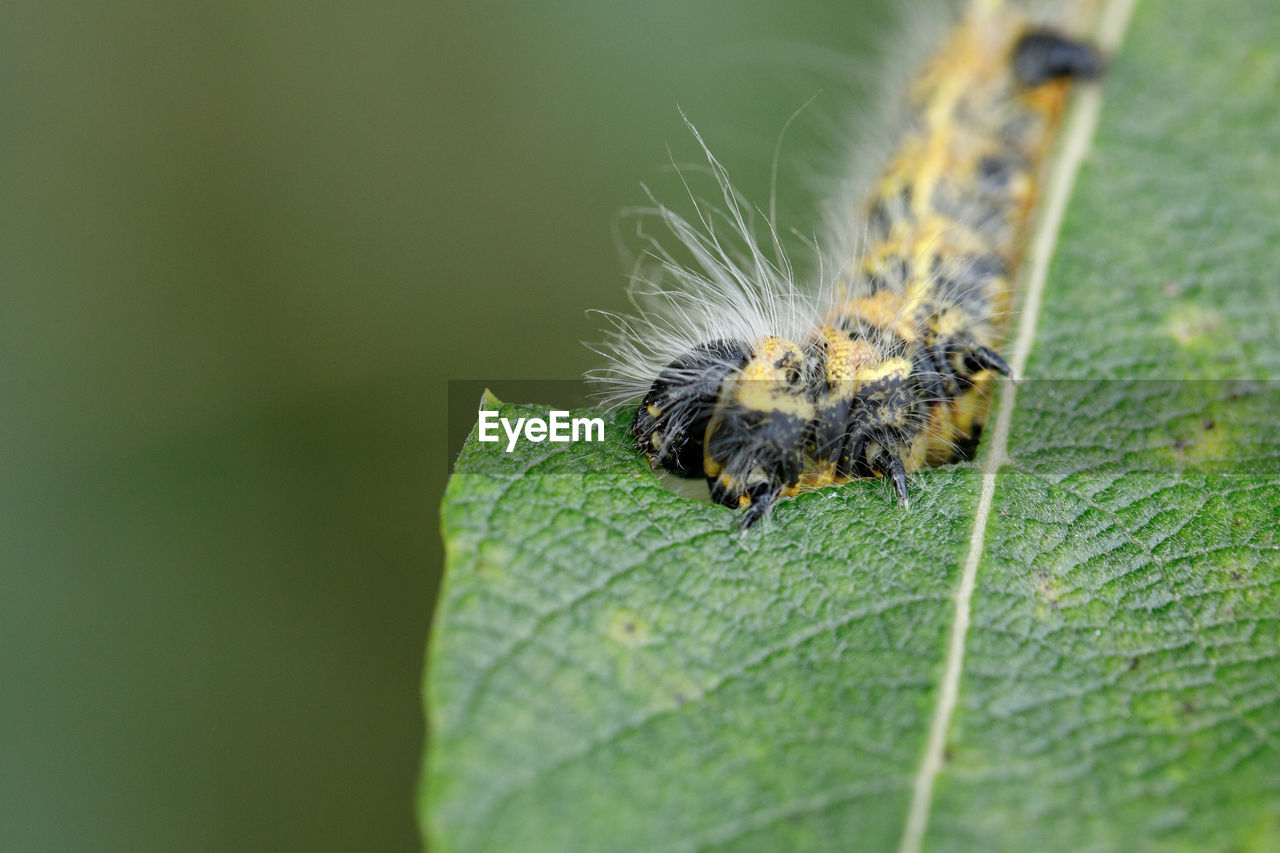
632, 340, 747, 479
633, 336, 815, 527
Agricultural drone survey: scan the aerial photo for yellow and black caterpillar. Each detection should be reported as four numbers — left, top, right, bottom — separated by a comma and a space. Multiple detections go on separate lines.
597, 2, 1103, 527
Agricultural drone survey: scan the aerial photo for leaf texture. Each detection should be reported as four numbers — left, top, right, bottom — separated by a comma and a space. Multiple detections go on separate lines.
422, 0, 1280, 849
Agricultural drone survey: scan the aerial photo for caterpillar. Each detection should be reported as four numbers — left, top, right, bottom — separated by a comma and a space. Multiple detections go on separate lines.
593, 0, 1104, 528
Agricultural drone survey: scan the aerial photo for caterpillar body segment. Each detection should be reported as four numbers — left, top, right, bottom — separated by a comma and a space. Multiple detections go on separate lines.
609, 5, 1104, 528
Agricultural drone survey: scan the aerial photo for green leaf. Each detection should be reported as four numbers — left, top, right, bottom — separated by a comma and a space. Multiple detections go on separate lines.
422, 1, 1280, 850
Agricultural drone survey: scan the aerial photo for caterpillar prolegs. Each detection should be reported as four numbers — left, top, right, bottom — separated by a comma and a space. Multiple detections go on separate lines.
596, 2, 1103, 527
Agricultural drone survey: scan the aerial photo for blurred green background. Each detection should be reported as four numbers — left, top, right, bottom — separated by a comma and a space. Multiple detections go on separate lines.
0, 1, 885, 849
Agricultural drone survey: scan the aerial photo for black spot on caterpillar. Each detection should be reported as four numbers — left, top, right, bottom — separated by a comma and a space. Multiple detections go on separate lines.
593, 3, 1104, 528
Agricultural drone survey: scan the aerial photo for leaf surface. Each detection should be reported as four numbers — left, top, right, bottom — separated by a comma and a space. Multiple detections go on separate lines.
422, 1, 1280, 849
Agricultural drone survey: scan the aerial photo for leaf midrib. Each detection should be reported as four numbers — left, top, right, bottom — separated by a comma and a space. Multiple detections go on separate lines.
897, 1, 1142, 849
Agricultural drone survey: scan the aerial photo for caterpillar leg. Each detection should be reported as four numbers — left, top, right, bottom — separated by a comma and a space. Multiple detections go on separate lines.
880, 455, 910, 507
1013, 31, 1104, 87
740, 483, 782, 529
854, 438, 912, 508
963, 345, 1012, 378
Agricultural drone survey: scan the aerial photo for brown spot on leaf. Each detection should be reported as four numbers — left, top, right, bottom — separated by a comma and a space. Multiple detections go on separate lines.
607, 610, 651, 648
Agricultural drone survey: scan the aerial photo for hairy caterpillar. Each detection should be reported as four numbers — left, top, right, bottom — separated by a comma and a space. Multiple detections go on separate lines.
593, 0, 1104, 527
